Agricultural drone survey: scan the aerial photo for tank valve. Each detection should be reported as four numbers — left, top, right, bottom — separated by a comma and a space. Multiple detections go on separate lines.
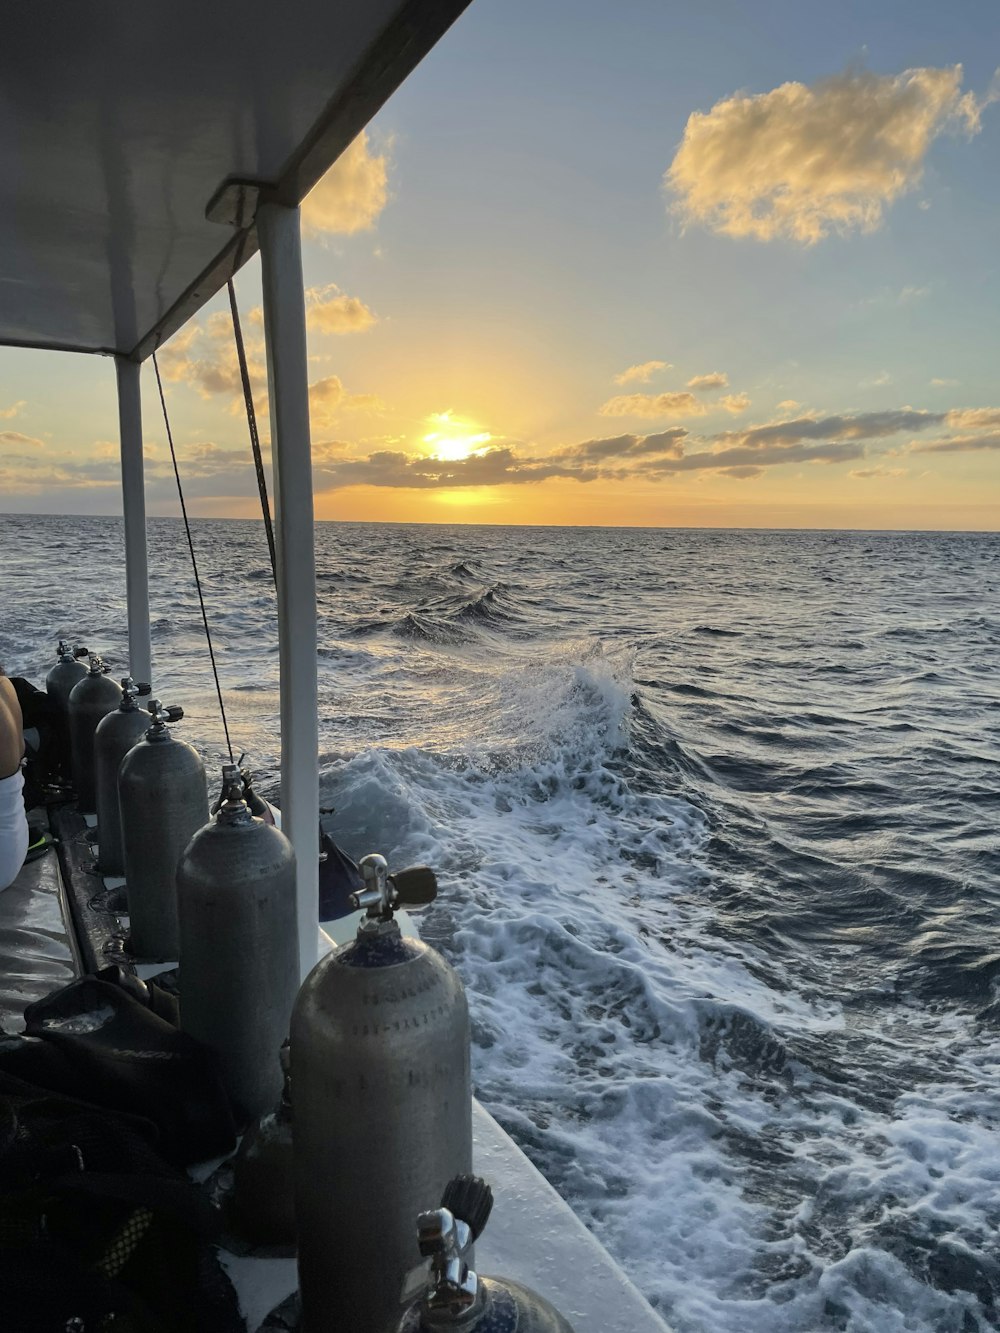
351, 854, 438, 928
87, 652, 111, 675
400, 1177, 575, 1332
145, 699, 185, 737
215, 762, 254, 825
416, 1176, 492, 1321
119, 677, 152, 708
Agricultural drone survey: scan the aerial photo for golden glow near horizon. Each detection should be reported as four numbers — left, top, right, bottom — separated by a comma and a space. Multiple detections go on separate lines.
421, 411, 493, 462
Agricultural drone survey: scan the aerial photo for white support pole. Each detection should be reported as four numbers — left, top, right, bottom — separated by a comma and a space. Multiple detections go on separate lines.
115, 357, 152, 686
257, 201, 319, 982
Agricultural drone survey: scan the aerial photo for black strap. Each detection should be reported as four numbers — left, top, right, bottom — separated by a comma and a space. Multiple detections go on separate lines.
228, 276, 278, 586
151, 354, 235, 763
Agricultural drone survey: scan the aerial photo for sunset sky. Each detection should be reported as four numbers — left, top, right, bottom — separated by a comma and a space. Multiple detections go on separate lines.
2, 0, 1000, 529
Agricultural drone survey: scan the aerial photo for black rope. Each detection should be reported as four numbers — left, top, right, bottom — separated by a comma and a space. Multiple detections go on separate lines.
152, 352, 234, 763
228, 275, 277, 585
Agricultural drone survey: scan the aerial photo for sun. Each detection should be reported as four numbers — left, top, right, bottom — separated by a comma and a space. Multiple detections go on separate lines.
422, 410, 492, 461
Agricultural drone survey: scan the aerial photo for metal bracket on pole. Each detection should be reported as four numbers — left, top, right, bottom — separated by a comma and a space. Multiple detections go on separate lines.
115, 357, 152, 688
257, 201, 319, 983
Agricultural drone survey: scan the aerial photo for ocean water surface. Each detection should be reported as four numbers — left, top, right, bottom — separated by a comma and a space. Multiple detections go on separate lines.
2, 515, 999, 1332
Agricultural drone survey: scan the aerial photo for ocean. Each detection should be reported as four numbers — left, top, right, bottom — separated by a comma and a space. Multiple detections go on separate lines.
2, 515, 999, 1332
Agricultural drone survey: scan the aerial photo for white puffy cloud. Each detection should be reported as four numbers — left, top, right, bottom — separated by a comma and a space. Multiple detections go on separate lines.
687, 372, 729, 391
302, 131, 389, 236
666, 65, 991, 243
613, 360, 671, 385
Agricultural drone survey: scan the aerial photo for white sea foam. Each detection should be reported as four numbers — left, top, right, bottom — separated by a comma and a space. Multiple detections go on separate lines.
318, 636, 1000, 1332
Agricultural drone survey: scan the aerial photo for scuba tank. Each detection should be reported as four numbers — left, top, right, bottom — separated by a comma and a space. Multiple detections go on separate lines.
227, 1040, 295, 1245
398, 1177, 576, 1333
67, 654, 122, 811
176, 763, 298, 1124
119, 699, 208, 960
291, 853, 470, 1333
45, 640, 89, 716
94, 677, 152, 875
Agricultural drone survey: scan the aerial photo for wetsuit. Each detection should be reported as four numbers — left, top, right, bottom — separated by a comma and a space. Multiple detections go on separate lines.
0, 674, 28, 890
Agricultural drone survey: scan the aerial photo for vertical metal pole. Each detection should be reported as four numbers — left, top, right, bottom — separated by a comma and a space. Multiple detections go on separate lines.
115, 357, 152, 686
257, 202, 318, 982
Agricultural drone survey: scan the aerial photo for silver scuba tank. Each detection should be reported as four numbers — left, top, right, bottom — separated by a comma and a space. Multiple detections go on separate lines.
94, 677, 152, 875
398, 1177, 576, 1333
45, 640, 89, 716
119, 699, 208, 960
176, 764, 298, 1124
291, 853, 471, 1333
227, 1040, 296, 1245
67, 654, 122, 811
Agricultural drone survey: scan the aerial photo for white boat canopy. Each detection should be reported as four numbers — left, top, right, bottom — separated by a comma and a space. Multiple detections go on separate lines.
0, 0, 472, 360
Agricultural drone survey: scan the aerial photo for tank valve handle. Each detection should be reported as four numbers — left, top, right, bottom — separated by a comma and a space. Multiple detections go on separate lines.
406, 1176, 494, 1321
392, 866, 438, 907
145, 699, 184, 736
72, 644, 90, 659
351, 855, 439, 920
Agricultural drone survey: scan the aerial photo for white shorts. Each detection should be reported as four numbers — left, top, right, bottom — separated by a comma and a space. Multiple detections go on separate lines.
0, 768, 29, 891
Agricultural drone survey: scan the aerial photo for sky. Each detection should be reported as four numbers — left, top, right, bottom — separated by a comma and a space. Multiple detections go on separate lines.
2, 0, 1000, 529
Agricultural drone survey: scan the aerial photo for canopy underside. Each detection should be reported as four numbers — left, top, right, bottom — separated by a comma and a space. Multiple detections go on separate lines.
0, 0, 471, 362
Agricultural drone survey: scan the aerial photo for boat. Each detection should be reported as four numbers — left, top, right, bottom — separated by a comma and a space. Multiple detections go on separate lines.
0, 4, 670, 1331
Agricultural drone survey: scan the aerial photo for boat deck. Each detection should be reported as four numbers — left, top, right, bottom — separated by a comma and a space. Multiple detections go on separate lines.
0, 815, 78, 1031
0, 813, 672, 1333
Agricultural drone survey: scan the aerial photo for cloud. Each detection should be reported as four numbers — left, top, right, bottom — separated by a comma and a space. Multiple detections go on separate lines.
898, 284, 930, 302
0, 400, 25, 420
599, 391, 707, 418
861, 370, 892, 387
930, 378, 959, 387
944, 407, 1000, 430
302, 131, 389, 236
308, 376, 384, 429
850, 466, 909, 478
614, 360, 671, 385
559, 429, 688, 462
648, 440, 867, 473
0, 430, 44, 448
776, 399, 800, 411
314, 446, 597, 492
715, 408, 943, 450
157, 311, 266, 407
666, 64, 992, 243
718, 466, 764, 479
687, 372, 729, 391
305, 285, 377, 335
914, 431, 1000, 454
720, 393, 751, 414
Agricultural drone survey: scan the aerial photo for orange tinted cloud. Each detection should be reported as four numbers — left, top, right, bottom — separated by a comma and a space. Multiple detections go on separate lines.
302, 131, 389, 236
